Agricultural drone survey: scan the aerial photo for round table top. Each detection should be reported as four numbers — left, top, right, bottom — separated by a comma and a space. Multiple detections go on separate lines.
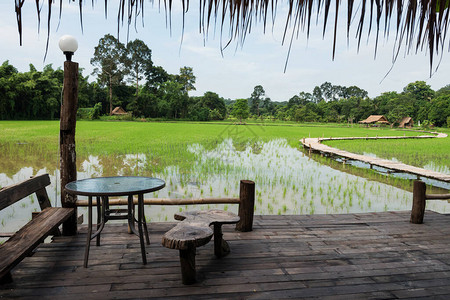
65, 176, 165, 197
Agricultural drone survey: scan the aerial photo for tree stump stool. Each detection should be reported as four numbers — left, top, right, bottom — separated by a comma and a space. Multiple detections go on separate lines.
161, 209, 240, 284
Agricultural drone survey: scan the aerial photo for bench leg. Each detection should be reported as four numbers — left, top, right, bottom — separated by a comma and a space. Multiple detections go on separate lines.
179, 247, 196, 285
0, 272, 13, 284
213, 224, 230, 258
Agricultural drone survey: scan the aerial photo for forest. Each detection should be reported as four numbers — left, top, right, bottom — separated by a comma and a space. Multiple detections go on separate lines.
0, 34, 449, 127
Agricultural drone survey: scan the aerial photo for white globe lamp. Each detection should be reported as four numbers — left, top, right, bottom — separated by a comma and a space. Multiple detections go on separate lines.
58, 35, 78, 61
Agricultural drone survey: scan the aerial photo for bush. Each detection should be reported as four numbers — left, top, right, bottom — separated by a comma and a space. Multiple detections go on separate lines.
89, 102, 102, 120
77, 108, 93, 119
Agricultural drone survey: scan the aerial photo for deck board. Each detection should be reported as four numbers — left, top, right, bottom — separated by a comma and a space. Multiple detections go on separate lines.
1, 212, 450, 299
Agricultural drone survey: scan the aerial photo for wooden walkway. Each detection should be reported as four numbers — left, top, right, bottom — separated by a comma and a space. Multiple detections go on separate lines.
301, 133, 450, 183
2, 212, 450, 299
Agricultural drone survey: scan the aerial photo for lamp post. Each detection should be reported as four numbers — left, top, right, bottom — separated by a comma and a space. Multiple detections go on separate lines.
59, 35, 78, 235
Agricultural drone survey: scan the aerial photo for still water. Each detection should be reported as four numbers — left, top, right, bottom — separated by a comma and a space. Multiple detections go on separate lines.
1, 139, 448, 233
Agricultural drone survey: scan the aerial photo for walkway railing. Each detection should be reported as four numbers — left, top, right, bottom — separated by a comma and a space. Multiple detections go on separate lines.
76, 179, 256, 232
410, 180, 450, 224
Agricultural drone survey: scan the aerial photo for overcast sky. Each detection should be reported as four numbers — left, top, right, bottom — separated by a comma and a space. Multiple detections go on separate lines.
1, 1, 449, 102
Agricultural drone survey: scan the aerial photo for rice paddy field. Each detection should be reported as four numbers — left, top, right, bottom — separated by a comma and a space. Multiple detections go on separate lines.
0, 120, 449, 233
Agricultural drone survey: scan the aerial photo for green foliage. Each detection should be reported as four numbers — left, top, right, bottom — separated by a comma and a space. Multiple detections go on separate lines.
0, 61, 62, 120
77, 107, 93, 119
89, 102, 103, 120
232, 99, 250, 122
175, 66, 196, 92
91, 34, 127, 114
124, 39, 153, 98
1, 34, 449, 126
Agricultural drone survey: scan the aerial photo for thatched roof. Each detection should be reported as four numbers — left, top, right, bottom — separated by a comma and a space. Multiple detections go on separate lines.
111, 107, 128, 115
399, 117, 413, 128
359, 115, 390, 124
14, 1, 450, 72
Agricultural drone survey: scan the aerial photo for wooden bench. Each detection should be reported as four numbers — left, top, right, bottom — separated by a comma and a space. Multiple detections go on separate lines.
0, 174, 74, 284
162, 209, 240, 284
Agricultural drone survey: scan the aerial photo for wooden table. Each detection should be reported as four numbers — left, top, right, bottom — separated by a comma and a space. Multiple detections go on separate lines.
65, 176, 165, 267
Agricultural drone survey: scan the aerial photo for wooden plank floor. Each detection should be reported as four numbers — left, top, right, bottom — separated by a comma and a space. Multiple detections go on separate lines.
2, 211, 450, 299
301, 135, 450, 183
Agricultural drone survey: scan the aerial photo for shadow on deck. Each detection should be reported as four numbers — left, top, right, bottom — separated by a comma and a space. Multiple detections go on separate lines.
2, 211, 450, 299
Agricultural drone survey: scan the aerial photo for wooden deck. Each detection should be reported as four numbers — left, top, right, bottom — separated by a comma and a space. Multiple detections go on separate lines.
301, 134, 450, 183
2, 211, 450, 299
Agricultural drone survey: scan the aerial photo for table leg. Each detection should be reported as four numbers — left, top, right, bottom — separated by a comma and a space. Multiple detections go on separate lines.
127, 195, 134, 234
137, 194, 147, 264
84, 196, 93, 268
139, 194, 150, 245
96, 196, 101, 246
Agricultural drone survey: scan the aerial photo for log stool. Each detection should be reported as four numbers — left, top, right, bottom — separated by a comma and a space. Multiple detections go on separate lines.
161, 209, 240, 284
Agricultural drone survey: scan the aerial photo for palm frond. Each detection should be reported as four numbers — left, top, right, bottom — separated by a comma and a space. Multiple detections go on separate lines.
16, 0, 450, 73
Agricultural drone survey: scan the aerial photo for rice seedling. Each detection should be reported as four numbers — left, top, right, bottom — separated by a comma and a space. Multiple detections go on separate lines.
1, 121, 448, 224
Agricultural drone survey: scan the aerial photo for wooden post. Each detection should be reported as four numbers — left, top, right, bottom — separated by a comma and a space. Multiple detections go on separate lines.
60, 60, 78, 236
410, 180, 426, 224
236, 180, 255, 232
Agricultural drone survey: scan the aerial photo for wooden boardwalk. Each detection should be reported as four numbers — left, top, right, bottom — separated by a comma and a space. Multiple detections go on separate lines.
2, 212, 450, 299
301, 133, 450, 183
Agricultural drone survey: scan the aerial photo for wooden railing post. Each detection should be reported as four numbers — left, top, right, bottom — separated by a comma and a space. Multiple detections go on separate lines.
410, 180, 426, 224
60, 60, 78, 236
236, 180, 255, 232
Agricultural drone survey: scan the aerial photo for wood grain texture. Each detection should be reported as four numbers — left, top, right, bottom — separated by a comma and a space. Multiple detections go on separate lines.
4, 212, 450, 298
0, 174, 50, 210
162, 209, 240, 284
0, 207, 74, 281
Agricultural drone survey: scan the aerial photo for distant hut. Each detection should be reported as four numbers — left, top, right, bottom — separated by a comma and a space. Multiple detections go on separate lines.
398, 117, 413, 128
359, 115, 390, 126
111, 106, 128, 116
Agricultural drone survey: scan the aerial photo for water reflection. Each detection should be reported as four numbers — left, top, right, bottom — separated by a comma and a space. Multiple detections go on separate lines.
1, 139, 448, 233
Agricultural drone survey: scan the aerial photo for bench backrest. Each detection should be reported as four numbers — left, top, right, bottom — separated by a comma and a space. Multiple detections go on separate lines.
0, 174, 51, 211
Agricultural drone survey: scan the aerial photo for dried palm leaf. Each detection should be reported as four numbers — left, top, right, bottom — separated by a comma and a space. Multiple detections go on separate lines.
15, 0, 450, 73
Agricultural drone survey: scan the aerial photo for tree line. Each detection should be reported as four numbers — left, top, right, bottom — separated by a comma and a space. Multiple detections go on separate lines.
0, 34, 449, 126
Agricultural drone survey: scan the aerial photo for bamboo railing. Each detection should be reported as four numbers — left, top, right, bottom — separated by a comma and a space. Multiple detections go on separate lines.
75, 179, 255, 232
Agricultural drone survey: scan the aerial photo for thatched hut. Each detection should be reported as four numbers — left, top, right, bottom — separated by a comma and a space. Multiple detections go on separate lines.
359, 115, 390, 126
111, 107, 128, 116
398, 117, 413, 128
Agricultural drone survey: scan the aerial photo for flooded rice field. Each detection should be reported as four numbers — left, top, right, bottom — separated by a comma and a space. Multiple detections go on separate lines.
1, 139, 448, 233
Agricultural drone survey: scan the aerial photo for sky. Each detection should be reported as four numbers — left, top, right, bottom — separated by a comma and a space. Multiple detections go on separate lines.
1, 1, 449, 102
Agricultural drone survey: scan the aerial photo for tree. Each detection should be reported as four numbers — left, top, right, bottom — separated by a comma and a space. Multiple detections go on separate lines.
232, 99, 249, 123
428, 95, 450, 127
250, 85, 265, 116
176, 66, 196, 93
91, 34, 127, 115
124, 39, 153, 99
200, 91, 227, 119
403, 81, 435, 101
146, 65, 169, 91
160, 80, 189, 118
